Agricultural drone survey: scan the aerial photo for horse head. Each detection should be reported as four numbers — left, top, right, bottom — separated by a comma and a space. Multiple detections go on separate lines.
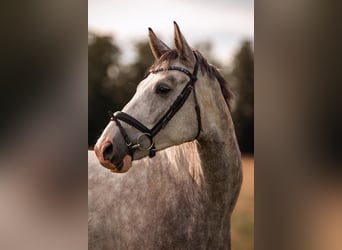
94, 22, 205, 173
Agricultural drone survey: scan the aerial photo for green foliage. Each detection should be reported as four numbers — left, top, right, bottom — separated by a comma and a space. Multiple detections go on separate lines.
231, 41, 254, 153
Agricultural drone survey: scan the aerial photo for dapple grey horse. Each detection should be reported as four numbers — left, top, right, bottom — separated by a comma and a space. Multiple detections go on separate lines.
88, 22, 242, 250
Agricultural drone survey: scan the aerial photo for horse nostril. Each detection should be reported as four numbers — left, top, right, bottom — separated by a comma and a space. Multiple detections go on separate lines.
102, 142, 113, 161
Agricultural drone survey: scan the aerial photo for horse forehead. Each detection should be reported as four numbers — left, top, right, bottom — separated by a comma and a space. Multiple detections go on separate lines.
138, 73, 182, 91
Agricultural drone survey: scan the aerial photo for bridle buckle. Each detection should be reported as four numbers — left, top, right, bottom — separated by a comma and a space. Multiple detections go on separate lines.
126, 133, 154, 151
130, 133, 154, 151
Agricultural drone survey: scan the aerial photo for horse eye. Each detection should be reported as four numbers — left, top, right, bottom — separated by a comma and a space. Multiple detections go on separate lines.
156, 85, 171, 95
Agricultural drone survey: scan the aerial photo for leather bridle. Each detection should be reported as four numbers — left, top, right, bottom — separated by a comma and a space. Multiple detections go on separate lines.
108, 53, 202, 159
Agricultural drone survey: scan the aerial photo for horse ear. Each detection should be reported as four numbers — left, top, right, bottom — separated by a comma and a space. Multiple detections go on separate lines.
173, 21, 195, 62
148, 28, 171, 59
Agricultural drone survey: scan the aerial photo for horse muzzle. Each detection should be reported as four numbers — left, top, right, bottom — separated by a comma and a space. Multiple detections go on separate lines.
94, 139, 132, 173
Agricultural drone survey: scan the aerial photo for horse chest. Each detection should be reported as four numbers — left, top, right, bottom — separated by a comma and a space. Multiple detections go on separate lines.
89, 161, 212, 249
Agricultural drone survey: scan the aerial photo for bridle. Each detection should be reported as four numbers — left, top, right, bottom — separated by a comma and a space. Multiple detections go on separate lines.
108, 53, 202, 159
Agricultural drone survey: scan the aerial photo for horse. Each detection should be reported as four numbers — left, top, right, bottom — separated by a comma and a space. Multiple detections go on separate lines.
88, 22, 242, 250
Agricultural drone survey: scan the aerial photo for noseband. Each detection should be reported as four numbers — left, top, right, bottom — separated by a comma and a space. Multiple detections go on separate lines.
109, 54, 202, 159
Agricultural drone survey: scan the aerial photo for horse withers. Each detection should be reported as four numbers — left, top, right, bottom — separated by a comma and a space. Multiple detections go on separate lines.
89, 22, 242, 250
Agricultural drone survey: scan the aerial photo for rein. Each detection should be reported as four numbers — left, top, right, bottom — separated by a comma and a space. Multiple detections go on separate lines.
109, 54, 202, 159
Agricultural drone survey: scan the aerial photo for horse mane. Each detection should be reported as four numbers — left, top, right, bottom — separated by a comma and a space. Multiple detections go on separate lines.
138, 141, 205, 190
149, 49, 233, 110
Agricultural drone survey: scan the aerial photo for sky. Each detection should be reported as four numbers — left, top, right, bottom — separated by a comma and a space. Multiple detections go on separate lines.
88, 0, 254, 65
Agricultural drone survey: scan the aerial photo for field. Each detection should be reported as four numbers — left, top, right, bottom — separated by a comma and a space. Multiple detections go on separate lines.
231, 156, 254, 250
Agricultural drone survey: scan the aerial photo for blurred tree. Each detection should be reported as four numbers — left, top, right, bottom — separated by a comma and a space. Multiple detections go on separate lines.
88, 36, 155, 147
109, 40, 155, 108
88, 33, 121, 146
130, 41, 155, 80
231, 41, 254, 154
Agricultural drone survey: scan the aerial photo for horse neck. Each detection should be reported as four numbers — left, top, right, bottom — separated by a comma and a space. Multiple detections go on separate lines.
195, 74, 242, 213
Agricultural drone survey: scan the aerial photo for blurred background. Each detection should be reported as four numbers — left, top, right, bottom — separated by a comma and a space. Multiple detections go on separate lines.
88, 0, 254, 249
0, 1, 88, 250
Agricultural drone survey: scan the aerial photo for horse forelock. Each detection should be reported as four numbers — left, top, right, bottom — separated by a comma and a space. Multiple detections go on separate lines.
148, 50, 233, 111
